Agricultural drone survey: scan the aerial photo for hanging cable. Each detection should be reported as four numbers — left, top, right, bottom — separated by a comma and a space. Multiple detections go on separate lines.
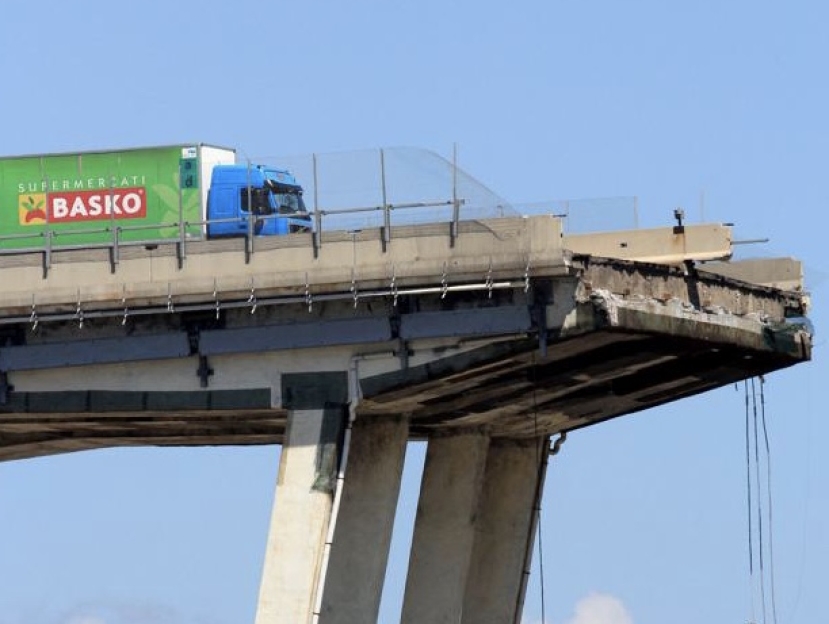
745, 380, 757, 624
535, 464, 546, 624
759, 377, 779, 624
530, 351, 547, 624
744, 375, 783, 624
752, 378, 768, 624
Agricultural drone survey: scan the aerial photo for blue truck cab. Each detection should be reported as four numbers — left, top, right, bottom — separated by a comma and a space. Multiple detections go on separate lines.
206, 164, 311, 237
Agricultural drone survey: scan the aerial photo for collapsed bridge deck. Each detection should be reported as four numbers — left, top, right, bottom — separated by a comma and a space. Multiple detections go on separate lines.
0, 214, 811, 461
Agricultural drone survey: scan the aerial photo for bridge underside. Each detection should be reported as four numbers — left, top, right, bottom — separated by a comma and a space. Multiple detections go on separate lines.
0, 219, 812, 623
0, 257, 809, 462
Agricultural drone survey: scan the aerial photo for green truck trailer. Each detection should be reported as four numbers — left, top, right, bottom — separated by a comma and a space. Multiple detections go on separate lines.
0, 144, 310, 250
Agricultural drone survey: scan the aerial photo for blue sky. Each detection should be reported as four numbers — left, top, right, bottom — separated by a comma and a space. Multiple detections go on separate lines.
0, 1, 826, 623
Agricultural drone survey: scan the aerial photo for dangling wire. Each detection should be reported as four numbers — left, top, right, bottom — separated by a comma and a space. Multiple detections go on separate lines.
535, 474, 546, 624
745, 376, 779, 624
530, 350, 547, 624
745, 380, 756, 624
759, 376, 779, 624
751, 378, 768, 624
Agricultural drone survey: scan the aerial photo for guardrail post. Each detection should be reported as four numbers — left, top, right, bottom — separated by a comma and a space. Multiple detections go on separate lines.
177, 173, 187, 270
450, 143, 459, 248
41, 230, 52, 279
246, 160, 254, 264
42, 176, 51, 279
109, 225, 120, 274
175, 237, 185, 270
109, 177, 118, 273
313, 153, 321, 258
380, 149, 390, 252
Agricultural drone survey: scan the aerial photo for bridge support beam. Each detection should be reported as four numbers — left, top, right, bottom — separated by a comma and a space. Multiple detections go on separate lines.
255, 406, 343, 624
256, 371, 348, 624
461, 437, 549, 624
401, 431, 490, 624
319, 415, 409, 623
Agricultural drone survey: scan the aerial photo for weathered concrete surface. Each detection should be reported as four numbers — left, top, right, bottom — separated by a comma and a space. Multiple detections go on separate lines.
319, 415, 409, 624
354, 258, 810, 439
0, 408, 286, 462
702, 257, 805, 292
461, 438, 547, 624
0, 215, 814, 624
578, 256, 805, 320
401, 432, 490, 624
0, 218, 742, 324
0, 216, 568, 314
255, 409, 338, 624
0, 254, 811, 460
564, 223, 732, 264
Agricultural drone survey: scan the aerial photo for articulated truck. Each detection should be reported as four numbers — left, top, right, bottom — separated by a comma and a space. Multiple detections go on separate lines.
0, 144, 310, 250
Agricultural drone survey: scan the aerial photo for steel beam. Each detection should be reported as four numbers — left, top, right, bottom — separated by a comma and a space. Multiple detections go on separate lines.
399, 305, 532, 340
0, 333, 190, 371
200, 317, 392, 355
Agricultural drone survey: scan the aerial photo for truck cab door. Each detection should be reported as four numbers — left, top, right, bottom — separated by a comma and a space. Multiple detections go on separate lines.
241, 187, 270, 235
206, 187, 241, 237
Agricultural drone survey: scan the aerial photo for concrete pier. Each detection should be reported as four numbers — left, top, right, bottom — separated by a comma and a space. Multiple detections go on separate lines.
462, 438, 548, 624
319, 415, 409, 623
255, 408, 340, 624
401, 432, 490, 624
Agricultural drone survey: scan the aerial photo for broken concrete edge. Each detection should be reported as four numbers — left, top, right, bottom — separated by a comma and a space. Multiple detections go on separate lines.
572, 255, 810, 320
701, 257, 805, 293
589, 292, 811, 361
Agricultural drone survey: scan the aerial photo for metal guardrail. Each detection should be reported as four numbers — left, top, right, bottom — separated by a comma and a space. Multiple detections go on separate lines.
0, 199, 464, 278
0, 147, 474, 276
0, 146, 638, 277
0, 194, 639, 278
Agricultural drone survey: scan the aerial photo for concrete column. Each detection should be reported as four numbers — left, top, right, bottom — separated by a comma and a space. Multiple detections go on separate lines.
256, 372, 348, 624
319, 415, 409, 624
401, 431, 490, 624
461, 437, 548, 624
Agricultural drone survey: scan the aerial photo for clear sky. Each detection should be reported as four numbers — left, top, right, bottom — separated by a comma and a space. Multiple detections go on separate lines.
0, 1, 826, 623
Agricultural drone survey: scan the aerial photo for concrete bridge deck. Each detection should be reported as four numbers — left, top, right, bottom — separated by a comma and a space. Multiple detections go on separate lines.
0, 216, 809, 461
0, 214, 812, 623
0, 255, 808, 461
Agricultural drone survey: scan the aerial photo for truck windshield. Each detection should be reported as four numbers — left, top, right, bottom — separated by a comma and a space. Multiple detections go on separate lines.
277, 189, 305, 214
265, 179, 307, 214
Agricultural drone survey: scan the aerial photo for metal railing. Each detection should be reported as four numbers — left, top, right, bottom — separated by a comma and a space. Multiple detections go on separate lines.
0, 147, 639, 277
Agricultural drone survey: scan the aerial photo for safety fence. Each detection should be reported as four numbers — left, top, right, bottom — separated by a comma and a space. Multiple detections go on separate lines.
0, 147, 638, 276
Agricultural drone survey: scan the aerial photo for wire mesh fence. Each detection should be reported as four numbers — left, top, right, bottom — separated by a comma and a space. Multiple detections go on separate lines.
252, 147, 516, 232
0, 145, 642, 271
256, 147, 638, 235
513, 197, 639, 234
